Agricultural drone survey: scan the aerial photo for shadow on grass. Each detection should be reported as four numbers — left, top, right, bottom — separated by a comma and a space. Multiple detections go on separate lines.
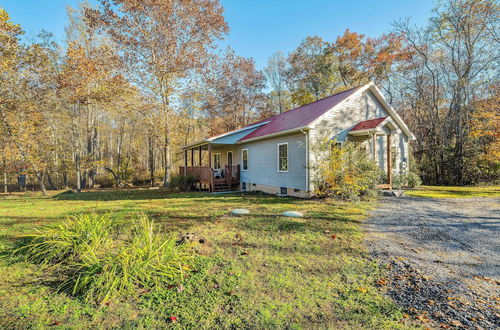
52, 189, 305, 205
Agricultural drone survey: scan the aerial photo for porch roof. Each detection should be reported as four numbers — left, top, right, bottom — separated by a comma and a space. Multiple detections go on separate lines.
348, 116, 399, 136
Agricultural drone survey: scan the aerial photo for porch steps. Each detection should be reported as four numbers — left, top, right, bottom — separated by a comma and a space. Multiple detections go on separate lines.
213, 182, 230, 192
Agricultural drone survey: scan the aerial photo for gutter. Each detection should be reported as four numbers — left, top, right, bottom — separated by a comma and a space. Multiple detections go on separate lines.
181, 140, 209, 150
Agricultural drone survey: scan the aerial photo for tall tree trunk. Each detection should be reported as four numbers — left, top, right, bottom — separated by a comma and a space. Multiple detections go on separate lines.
148, 134, 155, 187
63, 171, 68, 189
36, 171, 48, 195
76, 154, 81, 193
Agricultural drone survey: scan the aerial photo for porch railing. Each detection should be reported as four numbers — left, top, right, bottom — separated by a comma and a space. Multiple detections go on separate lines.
179, 165, 240, 192
224, 165, 240, 186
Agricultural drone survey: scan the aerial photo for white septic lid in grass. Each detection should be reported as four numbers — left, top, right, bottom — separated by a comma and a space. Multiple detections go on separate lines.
282, 211, 304, 218
231, 208, 250, 215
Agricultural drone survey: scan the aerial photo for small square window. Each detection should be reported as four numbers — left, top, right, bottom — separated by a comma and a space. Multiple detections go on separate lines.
280, 187, 287, 195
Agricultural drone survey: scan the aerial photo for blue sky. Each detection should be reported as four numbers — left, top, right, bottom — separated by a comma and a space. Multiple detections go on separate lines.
2, 0, 435, 69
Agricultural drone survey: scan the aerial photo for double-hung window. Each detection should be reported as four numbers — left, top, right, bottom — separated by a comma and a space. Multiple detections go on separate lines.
242, 149, 248, 171
277, 143, 288, 172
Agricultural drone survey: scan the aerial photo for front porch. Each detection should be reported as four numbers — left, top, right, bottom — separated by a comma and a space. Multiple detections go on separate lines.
348, 116, 401, 189
180, 142, 240, 192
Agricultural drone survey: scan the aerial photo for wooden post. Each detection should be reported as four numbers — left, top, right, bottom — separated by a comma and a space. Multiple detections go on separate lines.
372, 132, 377, 162
198, 146, 202, 166
208, 143, 212, 168
183, 149, 187, 176
208, 143, 213, 192
387, 134, 392, 188
191, 148, 194, 167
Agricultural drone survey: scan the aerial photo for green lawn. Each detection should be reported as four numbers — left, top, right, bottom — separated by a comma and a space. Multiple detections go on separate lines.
405, 185, 500, 198
0, 189, 409, 329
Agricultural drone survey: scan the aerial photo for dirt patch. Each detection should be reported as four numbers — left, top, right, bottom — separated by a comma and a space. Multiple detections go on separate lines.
365, 196, 500, 329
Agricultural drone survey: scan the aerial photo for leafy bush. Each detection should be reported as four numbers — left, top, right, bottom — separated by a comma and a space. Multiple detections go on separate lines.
311, 137, 380, 200
170, 175, 197, 191
406, 172, 422, 188
16, 213, 117, 265
15, 214, 193, 304
391, 172, 422, 189
95, 175, 115, 188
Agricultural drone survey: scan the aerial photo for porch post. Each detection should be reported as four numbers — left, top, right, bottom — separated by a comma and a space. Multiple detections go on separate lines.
387, 134, 392, 188
191, 148, 194, 167
208, 143, 212, 168
183, 149, 187, 176
372, 132, 377, 162
199, 146, 202, 166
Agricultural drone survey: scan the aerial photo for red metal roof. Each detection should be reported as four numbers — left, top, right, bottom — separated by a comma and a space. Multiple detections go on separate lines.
238, 85, 364, 142
350, 117, 387, 131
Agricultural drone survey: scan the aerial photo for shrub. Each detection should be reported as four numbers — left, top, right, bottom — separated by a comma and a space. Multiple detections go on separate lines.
16, 213, 117, 265
406, 172, 422, 188
391, 172, 422, 189
391, 174, 405, 190
95, 175, 115, 188
311, 137, 380, 200
170, 175, 197, 191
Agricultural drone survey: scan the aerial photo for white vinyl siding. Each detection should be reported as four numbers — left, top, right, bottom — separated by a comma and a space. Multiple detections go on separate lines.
238, 133, 307, 191
277, 143, 288, 172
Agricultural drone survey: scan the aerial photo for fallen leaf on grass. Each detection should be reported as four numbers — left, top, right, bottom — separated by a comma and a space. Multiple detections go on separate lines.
356, 287, 367, 293
377, 278, 388, 285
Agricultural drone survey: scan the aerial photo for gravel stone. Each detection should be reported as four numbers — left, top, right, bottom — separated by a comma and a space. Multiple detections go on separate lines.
365, 196, 500, 329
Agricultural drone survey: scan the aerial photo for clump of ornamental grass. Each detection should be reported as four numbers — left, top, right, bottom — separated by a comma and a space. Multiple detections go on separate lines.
65, 216, 193, 303
14, 213, 193, 304
15, 213, 118, 264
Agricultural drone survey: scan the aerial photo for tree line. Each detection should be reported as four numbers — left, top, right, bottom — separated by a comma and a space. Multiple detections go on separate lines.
0, 0, 498, 194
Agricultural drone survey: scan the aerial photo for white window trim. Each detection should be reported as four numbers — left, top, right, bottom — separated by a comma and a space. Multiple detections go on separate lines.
241, 149, 249, 171
213, 153, 221, 169
227, 151, 233, 167
277, 142, 289, 172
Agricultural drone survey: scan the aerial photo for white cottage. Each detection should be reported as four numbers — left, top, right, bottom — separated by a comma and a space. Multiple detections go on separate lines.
181, 82, 415, 197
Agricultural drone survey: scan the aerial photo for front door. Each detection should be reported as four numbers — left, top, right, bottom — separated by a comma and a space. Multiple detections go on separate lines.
227, 151, 233, 167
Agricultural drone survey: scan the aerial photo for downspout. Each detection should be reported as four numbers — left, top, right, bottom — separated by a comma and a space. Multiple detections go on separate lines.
300, 128, 310, 195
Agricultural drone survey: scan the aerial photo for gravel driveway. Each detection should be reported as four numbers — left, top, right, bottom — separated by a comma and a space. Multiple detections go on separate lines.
365, 196, 500, 329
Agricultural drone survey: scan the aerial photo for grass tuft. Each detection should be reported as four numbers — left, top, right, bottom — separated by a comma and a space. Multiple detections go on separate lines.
13, 213, 193, 304
66, 216, 193, 304
15, 213, 117, 265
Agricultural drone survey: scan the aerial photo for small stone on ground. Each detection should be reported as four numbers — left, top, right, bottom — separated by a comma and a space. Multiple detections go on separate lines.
231, 208, 250, 215
282, 211, 303, 218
